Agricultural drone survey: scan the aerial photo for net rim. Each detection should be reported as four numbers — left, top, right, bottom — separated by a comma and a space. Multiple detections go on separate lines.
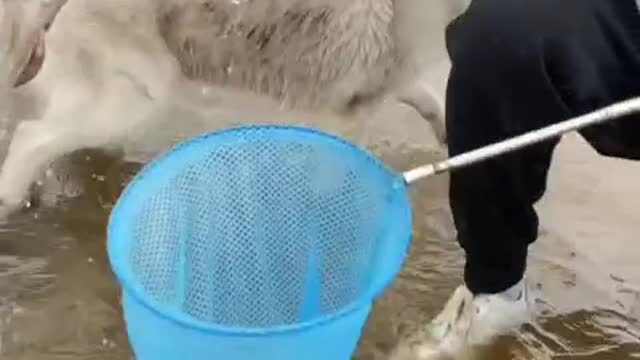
107, 124, 413, 337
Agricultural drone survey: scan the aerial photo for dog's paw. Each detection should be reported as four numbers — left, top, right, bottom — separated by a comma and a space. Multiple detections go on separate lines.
0, 188, 32, 220
0, 198, 23, 221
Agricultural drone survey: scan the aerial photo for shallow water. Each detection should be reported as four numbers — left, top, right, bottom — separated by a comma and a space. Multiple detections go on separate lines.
0, 97, 639, 360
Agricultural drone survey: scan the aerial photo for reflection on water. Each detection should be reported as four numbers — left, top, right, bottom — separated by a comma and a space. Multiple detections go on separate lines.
0, 118, 638, 359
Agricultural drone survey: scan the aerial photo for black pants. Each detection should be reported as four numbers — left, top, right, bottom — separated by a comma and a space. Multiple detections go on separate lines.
445, 0, 640, 295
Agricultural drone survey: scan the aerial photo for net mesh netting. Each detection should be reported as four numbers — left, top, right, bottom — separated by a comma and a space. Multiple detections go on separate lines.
116, 126, 408, 329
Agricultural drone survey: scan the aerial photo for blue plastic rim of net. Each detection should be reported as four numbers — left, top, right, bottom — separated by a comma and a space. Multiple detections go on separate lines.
107, 125, 413, 360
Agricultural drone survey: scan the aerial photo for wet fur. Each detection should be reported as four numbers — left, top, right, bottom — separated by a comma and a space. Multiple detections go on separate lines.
161, 0, 395, 112
388, 286, 475, 360
0, 0, 467, 214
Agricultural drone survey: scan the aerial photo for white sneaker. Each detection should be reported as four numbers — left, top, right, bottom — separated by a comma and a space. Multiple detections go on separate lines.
415, 280, 531, 359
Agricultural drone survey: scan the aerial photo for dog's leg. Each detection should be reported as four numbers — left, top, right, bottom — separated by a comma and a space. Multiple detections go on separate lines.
396, 83, 447, 146
0, 73, 163, 215
0, 71, 98, 213
0, 118, 75, 212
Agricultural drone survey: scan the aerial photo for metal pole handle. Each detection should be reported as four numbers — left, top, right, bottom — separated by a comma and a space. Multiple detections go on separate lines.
403, 96, 640, 184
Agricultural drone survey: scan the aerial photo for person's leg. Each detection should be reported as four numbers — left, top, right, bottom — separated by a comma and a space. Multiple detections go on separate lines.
424, 0, 640, 356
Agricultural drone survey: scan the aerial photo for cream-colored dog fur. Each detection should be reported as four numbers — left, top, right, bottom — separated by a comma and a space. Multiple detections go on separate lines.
0, 0, 469, 215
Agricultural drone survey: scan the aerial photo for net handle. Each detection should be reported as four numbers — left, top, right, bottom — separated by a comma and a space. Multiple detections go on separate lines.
403, 96, 640, 184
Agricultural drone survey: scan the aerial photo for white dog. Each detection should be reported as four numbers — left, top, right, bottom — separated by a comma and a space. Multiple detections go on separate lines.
0, 0, 468, 216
